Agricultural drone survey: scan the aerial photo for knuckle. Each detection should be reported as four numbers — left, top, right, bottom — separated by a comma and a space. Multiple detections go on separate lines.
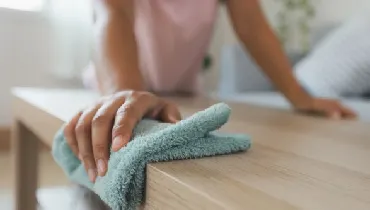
120, 90, 136, 98
121, 90, 155, 103
126, 90, 136, 97
129, 90, 152, 100
94, 143, 106, 152
81, 153, 93, 162
105, 93, 120, 103
131, 90, 144, 99
137, 91, 152, 100
117, 103, 138, 118
113, 91, 125, 98
92, 114, 111, 127
123, 103, 138, 113
93, 144, 107, 157
75, 121, 89, 136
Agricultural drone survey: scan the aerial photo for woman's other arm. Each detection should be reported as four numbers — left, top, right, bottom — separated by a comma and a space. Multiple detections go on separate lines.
225, 0, 356, 119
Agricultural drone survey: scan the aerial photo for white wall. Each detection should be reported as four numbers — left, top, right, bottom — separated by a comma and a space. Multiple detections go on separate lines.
204, 0, 370, 91
312, 0, 370, 26
0, 8, 83, 126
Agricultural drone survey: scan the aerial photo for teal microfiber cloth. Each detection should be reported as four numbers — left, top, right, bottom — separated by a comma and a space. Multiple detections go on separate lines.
52, 103, 251, 210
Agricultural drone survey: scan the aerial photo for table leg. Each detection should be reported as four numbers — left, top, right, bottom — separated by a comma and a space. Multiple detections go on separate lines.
11, 120, 39, 210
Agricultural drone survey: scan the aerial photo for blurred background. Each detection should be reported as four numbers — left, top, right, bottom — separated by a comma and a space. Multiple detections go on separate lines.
0, 0, 370, 209
0, 0, 369, 127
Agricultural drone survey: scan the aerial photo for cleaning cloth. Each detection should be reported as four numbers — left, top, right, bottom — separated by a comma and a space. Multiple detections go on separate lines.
52, 103, 251, 210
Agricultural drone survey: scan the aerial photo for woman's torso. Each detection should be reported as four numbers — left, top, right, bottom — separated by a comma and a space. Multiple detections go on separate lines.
83, 0, 218, 94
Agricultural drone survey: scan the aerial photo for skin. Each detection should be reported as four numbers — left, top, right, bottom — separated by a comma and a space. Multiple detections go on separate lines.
64, 0, 356, 182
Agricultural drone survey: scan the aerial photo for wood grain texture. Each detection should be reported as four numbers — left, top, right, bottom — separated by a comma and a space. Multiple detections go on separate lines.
11, 88, 370, 210
0, 127, 10, 151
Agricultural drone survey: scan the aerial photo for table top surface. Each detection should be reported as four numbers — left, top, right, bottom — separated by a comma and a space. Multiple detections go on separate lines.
12, 88, 370, 210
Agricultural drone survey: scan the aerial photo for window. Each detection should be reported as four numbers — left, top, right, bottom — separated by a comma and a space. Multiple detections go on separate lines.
0, 0, 43, 11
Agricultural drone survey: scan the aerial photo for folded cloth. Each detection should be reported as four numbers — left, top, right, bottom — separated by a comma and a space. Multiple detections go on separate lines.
52, 103, 251, 210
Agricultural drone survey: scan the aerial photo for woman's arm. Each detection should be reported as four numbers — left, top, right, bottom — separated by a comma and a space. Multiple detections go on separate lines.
66, 0, 183, 181
225, 0, 356, 118
93, 0, 145, 95
225, 0, 311, 107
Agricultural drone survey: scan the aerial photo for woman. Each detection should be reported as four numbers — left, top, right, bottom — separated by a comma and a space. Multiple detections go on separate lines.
64, 0, 356, 183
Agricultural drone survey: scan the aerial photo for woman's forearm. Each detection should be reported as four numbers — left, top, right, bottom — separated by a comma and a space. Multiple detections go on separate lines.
226, 0, 312, 107
93, 1, 145, 95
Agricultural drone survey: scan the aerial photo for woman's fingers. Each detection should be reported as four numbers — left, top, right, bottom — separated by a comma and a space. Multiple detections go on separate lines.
112, 92, 158, 151
75, 105, 102, 182
340, 104, 357, 119
321, 103, 356, 120
63, 90, 183, 182
160, 102, 182, 123
92, 97, 125, 176
64, 111, 83, 158
296, 98, 357, 120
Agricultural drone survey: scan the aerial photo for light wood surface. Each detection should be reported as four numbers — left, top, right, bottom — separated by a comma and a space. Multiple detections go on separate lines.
11, 88, 370, 210
0, 127, 10, 151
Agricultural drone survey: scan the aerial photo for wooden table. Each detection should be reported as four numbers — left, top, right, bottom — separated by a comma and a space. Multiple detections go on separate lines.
11, 88, 370, 210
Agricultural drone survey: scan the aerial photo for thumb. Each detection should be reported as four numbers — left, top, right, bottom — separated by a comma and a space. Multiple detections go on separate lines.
160, 102, 182, 123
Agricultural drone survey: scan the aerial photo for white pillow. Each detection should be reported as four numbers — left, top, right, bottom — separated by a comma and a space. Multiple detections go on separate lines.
219, 44, 274, 95
294, 14, 370, 98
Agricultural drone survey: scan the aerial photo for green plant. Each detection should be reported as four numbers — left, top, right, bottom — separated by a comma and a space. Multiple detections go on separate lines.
203, 54, 212, 71
276, 0, 315, 52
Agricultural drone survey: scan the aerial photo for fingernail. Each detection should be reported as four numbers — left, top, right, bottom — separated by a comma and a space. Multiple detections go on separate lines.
97, 159, 106, 176
112, 136, 123, 150
169, 115, 179, 123
78, 154, 82, 161
88, 169, 97, 182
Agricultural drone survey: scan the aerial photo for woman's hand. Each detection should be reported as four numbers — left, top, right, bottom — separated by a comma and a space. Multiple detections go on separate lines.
294, 97, 357, 120
63, 91, 181, 182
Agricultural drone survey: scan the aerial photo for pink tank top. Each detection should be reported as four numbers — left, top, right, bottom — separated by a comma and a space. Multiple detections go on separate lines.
83, 0, 218, 94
